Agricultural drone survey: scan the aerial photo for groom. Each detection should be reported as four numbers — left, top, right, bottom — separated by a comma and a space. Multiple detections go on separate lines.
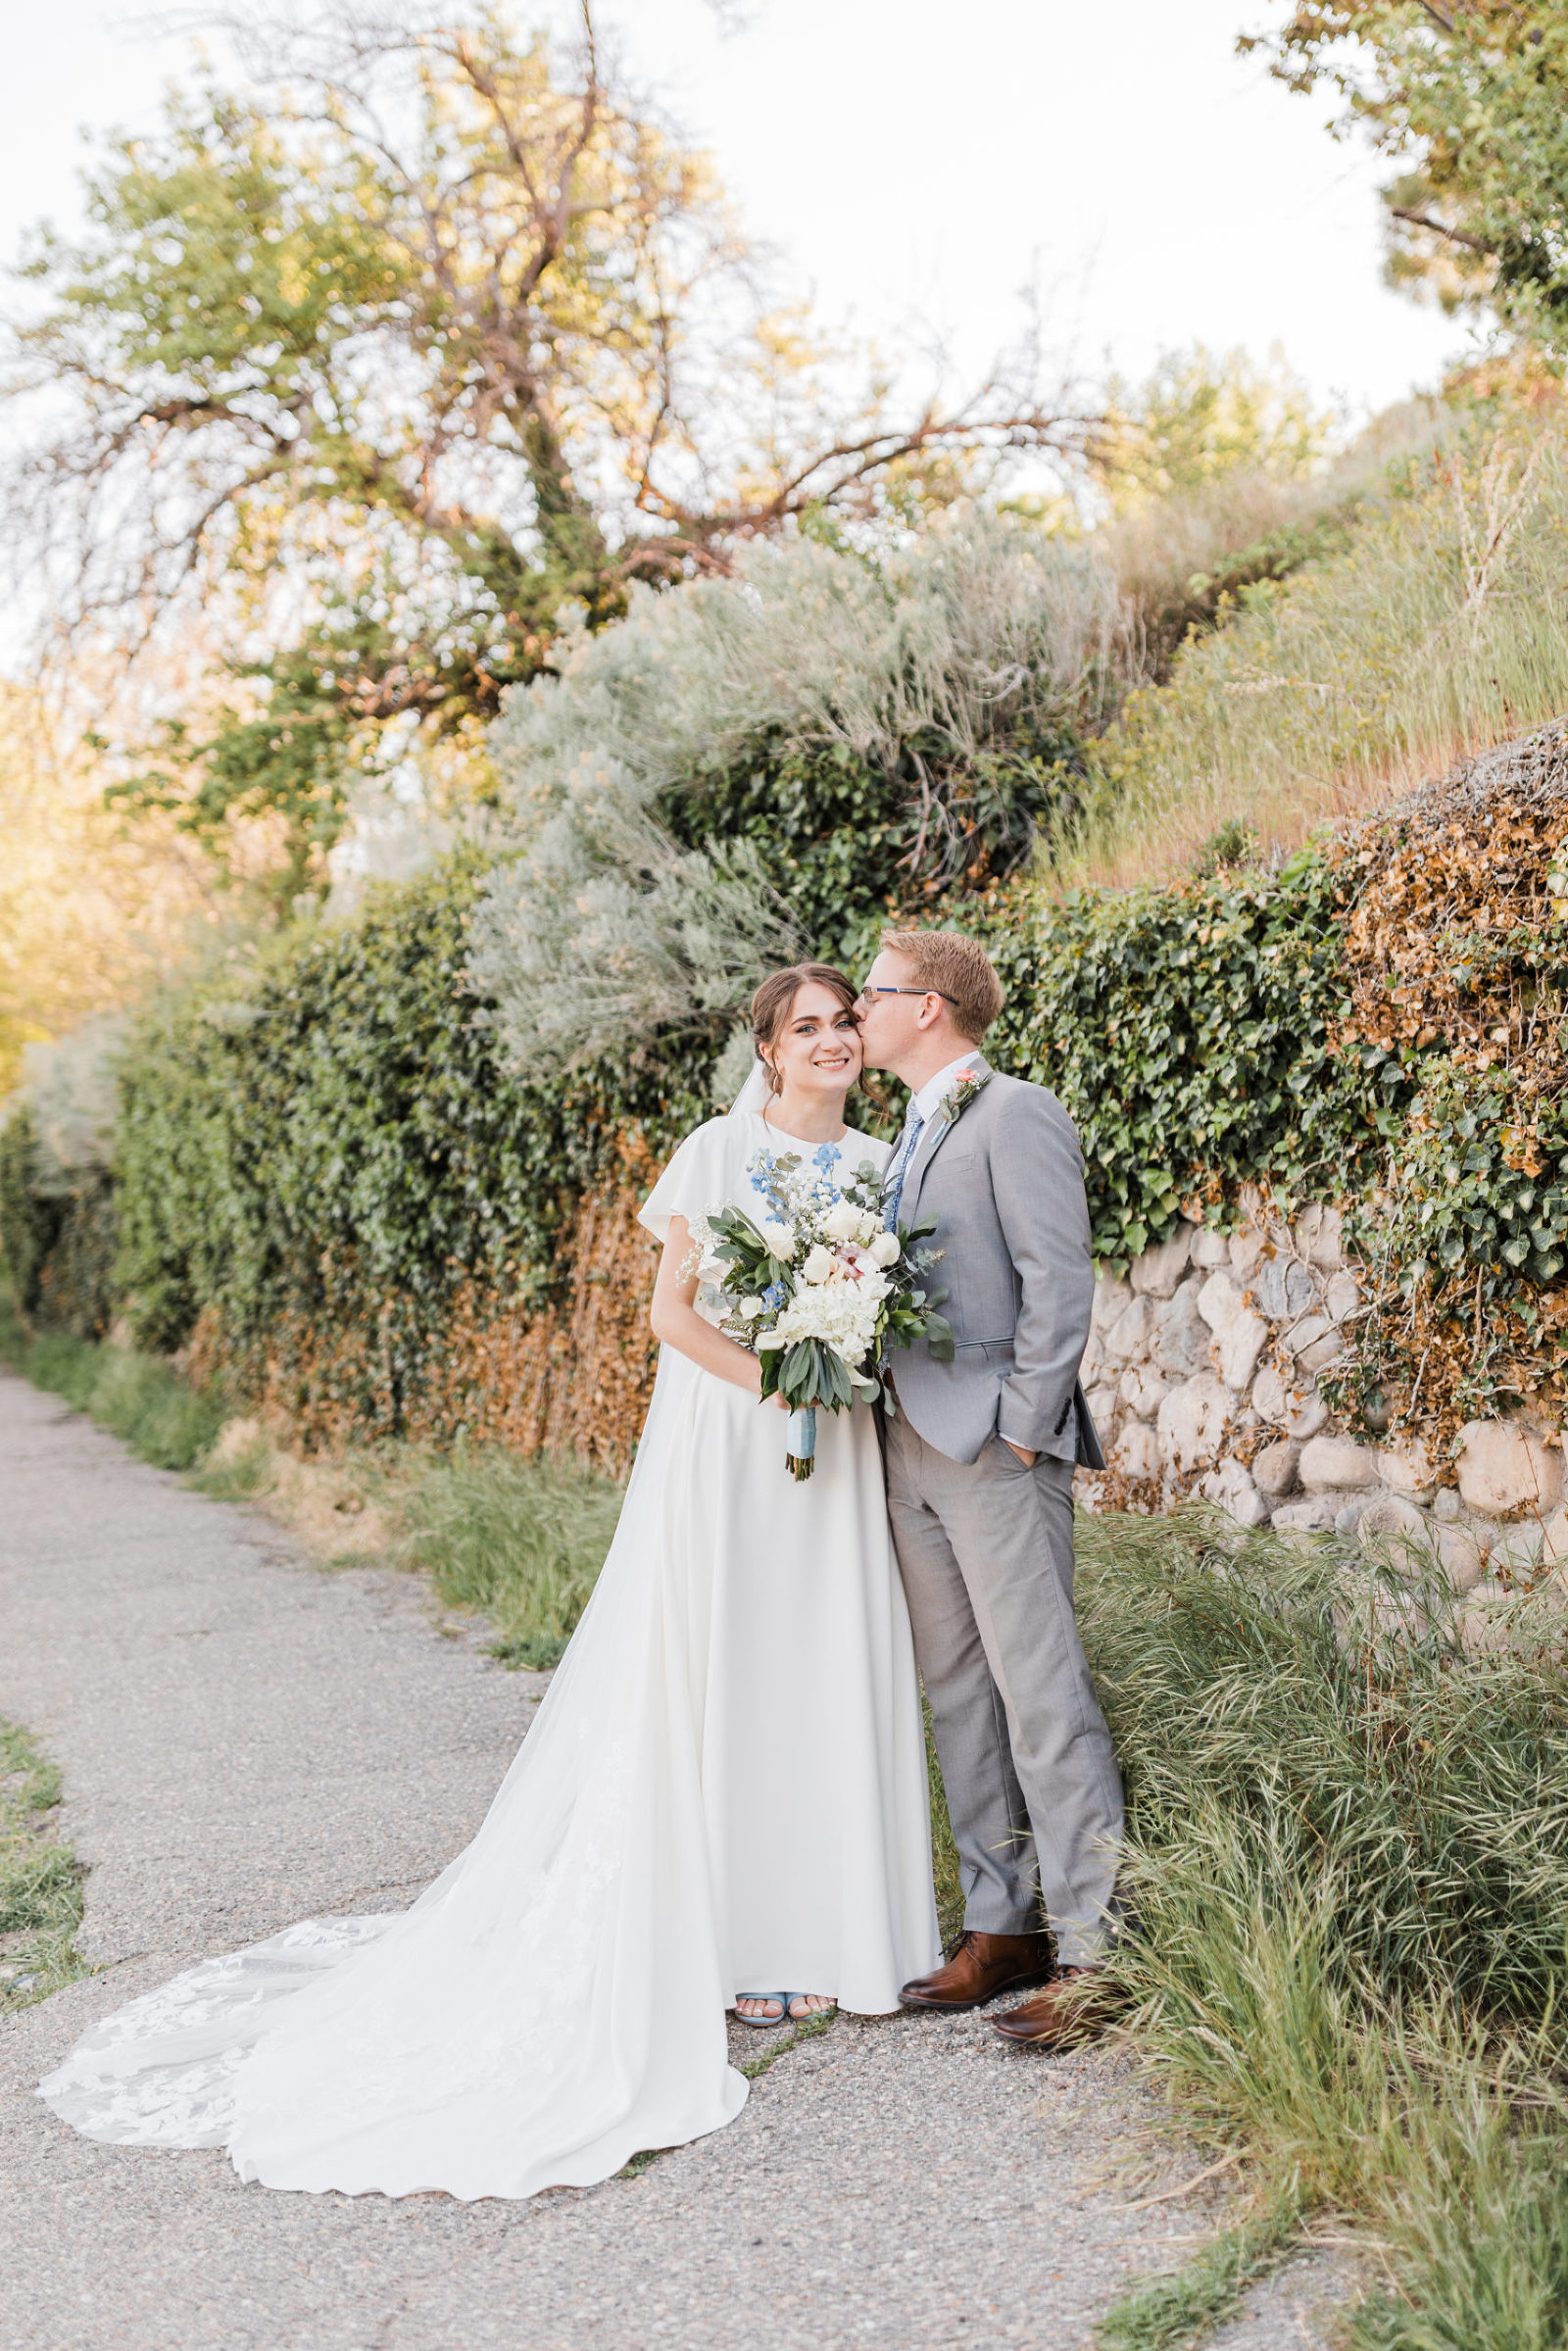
858, 929, 1125, 2048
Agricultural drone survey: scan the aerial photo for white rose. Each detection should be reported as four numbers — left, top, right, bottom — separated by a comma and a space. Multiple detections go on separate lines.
867, 1231, 902, 1268
856, 1209, 883, 1246
821, 1200, 861, 1242
801, 1246, 835, 1284
738, 1296, 763, 1320
759, 1219, 795, 1259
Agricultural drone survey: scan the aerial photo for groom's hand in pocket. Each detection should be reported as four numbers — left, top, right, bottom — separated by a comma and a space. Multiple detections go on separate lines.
1002, 1440, 1037, 1467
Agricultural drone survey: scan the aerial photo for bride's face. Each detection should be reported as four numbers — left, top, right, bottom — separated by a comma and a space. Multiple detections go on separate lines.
764, 982, 863, 1102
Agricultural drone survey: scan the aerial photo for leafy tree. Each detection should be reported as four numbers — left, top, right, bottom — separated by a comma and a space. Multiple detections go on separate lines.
1243, 4, 1568, 345
1099, 343, 1335, 510
7, 3, 1096, 894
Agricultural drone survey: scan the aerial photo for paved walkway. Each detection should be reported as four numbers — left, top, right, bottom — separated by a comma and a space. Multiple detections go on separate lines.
0, 1371, 1347, 2350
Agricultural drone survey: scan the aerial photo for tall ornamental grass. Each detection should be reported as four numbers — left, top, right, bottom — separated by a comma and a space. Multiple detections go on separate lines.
1070, 411, 1568, 887
1080, 1510, 1568, 2349
395, 1449, 626, 1668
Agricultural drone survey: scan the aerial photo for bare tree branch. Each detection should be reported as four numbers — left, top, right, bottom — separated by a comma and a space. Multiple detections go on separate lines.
1391, 204, 1495, 256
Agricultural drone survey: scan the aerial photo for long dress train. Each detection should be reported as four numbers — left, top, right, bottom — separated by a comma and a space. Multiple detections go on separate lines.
37, 1109, 939, 2200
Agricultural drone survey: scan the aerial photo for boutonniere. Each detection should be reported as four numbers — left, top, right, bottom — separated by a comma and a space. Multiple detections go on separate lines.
938, 1066, 991, 1128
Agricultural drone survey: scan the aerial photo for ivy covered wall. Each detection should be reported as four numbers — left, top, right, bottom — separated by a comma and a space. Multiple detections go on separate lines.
105, 860, 715, 1445
987, 851, 1368, 1267
7, 723, 1568, 1463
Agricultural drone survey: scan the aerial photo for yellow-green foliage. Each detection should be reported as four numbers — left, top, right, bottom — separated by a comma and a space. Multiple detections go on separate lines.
0, 686, 205, 1096
1072, 406, 1568, 886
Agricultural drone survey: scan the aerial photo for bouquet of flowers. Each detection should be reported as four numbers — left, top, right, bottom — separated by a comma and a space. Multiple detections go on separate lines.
696, 1143, 953, 1480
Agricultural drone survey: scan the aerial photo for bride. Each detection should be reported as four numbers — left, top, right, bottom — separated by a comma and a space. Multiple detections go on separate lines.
39, 961, 940, 2200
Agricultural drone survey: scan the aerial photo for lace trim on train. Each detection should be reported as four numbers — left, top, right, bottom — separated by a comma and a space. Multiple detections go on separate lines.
37, 1918, 390, 2146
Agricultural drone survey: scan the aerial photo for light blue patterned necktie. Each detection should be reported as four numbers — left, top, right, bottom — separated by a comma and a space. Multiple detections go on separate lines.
882, 1100, 925, 1231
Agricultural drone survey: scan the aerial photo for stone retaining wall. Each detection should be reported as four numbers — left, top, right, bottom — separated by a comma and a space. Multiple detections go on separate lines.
1078, 1197, 1568, 1614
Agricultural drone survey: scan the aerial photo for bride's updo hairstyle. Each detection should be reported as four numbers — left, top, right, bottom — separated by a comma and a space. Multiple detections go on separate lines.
751, 963, 861, 1097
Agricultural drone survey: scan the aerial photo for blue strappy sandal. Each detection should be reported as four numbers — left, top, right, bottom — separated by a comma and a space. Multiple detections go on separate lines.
734, 1993, 791, 2029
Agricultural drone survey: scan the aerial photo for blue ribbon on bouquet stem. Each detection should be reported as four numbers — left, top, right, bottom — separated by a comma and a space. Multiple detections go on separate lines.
786, 1405, 817, 1482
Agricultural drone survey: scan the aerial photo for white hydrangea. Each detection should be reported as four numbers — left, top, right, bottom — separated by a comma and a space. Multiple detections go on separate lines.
758, 1268, 891, 1371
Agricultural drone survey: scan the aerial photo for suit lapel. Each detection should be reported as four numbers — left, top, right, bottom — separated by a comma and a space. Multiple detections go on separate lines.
901, 1054, 991, 1227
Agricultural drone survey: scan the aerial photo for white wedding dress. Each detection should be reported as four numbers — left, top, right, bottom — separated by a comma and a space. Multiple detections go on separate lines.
38, 1102, 940, 2201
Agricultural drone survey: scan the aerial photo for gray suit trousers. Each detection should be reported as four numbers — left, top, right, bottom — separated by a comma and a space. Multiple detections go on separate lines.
885, 1411, 1124, 1964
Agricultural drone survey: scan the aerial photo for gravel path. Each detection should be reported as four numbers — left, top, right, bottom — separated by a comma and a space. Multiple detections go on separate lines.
0, 1370, 1351, 2350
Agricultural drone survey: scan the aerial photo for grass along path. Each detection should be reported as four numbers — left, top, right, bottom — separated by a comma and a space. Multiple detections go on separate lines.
0, 1292, 224, 1475
0, 1719, 86, 2013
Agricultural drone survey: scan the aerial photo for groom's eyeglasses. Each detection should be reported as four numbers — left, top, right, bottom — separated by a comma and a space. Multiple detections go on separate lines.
858, 984, 959, 1005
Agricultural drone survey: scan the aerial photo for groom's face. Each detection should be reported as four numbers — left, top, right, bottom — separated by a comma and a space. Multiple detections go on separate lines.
856, 949, 926, 1072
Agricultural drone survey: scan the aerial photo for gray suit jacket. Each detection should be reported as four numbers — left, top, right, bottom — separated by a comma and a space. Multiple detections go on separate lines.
889, 1057, 1103, 1471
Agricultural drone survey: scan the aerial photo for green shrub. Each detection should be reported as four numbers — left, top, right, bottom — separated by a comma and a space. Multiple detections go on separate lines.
470, 520, 1113, 1074
0, 1109, 50, 1308
98, 841, 1383, 1412
0, 1106, 118, 1340
984, 852, 1376, 1267
84, 788, 1406, 1406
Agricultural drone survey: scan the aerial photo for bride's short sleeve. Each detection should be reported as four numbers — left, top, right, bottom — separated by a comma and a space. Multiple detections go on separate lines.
638, 1116, 733, 1245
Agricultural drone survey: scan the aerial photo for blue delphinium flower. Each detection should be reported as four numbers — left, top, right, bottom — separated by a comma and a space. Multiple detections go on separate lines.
747, 1148, 796, 1220
813, 1143, 838, 1171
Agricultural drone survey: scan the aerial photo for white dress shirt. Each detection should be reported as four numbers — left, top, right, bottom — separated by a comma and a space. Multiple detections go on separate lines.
908, 1052, 984, 1126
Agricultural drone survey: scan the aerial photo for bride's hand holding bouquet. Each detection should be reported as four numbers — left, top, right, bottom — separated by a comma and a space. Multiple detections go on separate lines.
697, 1147, 954, 1480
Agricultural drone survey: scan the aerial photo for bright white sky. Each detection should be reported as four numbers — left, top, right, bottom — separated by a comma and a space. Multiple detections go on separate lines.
2, 0, 1467, 432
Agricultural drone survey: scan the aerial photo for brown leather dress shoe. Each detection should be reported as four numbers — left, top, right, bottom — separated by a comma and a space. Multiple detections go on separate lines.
992, 1965, 1123, 2049
899, 1930, 1054, 2011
